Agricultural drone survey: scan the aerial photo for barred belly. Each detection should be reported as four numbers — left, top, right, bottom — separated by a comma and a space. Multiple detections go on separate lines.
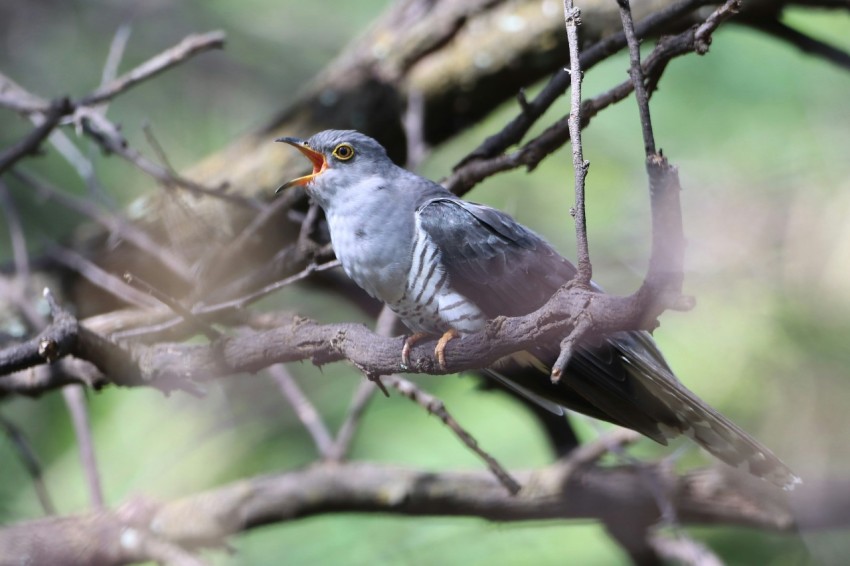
390, 222, 486, 335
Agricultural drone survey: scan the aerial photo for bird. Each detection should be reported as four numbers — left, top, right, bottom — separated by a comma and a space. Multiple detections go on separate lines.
275, 129, 799, 490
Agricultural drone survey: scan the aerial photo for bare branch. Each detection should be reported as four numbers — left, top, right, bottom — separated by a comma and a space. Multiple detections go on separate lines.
617, 0, 658, 156
0, 415, 56, 515
100, 25, 133, 89
550, 306, 592, 383
745, 16, 850, 72
77, 108, 258, 209
401, 88, 429, 170
451, 0, 715, 176
562, 0, 592, 285
328, 305, 397, 460
0, 460, 803, 565
268, 364, 334, 458
0, 98, 71, 174
47, 247, 161, 309
79, 31, 226, 107
444, 0, 732, 196
14, 167, 194, 284
123, 273, 221, 341
0, 284, 698, 394
0, 180, 30, 280
385, 374, 522, 495
62, 385, 104, 509
199, 259, 342, 313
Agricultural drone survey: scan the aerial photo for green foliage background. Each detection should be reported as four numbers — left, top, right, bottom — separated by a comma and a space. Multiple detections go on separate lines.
1, 1, 849, 564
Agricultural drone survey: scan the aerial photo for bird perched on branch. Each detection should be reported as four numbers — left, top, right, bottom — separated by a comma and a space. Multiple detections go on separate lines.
276, 129, 799, 490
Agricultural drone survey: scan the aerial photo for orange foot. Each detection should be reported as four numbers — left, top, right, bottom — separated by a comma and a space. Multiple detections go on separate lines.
435, 328, 460, 370
401, 332, 431, 369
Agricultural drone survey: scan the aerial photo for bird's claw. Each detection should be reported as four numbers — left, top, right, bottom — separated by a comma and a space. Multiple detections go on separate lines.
434, 329, 459, 371
401, 332, 430, 370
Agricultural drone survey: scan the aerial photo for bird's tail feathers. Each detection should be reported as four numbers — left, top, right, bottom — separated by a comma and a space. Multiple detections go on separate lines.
621, 333, 801, 491
654, 388, 801, 491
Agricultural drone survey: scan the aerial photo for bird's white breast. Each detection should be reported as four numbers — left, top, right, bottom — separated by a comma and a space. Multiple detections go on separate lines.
323, 177, 411, 304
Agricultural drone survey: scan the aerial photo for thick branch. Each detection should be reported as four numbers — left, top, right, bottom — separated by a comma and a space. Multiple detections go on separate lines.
0, 281, 714, 396
0, 459, 804, 566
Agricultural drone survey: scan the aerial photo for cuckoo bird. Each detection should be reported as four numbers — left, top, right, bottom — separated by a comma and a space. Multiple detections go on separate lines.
276, 129, 799, 490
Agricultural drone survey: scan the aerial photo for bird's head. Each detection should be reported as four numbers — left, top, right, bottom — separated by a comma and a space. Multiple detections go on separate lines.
275, 130, 394, 209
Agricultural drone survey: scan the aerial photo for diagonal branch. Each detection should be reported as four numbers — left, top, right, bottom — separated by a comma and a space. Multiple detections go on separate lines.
385, 374, 522, 495
0, 415, 56, 515
745, 16, 850, 71
62, 385, 105, 509
268, 363, 334, 458
79, 31, 226, 107
0, 98, 71, 174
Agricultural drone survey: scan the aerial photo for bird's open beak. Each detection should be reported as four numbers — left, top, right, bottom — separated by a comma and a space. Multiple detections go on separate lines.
275, 137, 327, 193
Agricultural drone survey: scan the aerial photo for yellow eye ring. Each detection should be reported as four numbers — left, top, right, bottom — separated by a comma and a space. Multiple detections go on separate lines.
332, 143, 355, 161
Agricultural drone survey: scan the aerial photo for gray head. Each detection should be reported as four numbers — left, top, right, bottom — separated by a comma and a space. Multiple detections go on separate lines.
276, 130, 398, 210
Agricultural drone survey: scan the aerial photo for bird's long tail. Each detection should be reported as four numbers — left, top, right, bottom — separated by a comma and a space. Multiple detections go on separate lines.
616, 331, 800, 490
491, 332, 800, 490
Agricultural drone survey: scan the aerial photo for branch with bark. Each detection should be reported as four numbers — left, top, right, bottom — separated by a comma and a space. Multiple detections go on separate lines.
0, 438, 804, 566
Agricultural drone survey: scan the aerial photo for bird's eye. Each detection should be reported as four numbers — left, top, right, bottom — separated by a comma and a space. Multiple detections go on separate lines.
332, 143, 355, 161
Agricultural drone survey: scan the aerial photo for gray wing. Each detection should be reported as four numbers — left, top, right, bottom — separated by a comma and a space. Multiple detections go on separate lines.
416, 197, 576, 317
416, 198, 685, 440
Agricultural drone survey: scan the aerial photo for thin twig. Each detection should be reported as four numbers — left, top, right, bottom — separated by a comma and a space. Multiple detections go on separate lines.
204, 259, 342, 312
62, 385, 104, 509
550, 309, 592, 383
384, 374, 521, 495
0, 98, 71, 175
562, 0, 592, 284
402, 88, 429, 170
13, 169, 193, 283
328, 305, 398, 461
444, 0, 738, 198
142, 121, 179, 176
111, 259, 341, 341
694, 0, 742, 49
582, 416, 681, 525
100, 25, 133, 93
0, 180, 30, 280
1, 32, 253, 210
0, 415, 56, 515
0, 71, 113, 207
297, 203, 321, 251
46, 247, 160, 309
78, 108, 257, 209
617, 0, 657, 156
194, 186, 306, 291
451, 0, 715, 176
124, 272, 222, 341
268, 364, 334, 458
0, 276, 42, 334
328, 379, 377, 461
79, 31, 226, 107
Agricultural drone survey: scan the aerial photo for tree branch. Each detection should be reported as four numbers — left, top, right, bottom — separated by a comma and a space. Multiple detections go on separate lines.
745, 16, 850, 71
0, 458, 803, 566
79, 31, 225, 108
0, 98, 71, 174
